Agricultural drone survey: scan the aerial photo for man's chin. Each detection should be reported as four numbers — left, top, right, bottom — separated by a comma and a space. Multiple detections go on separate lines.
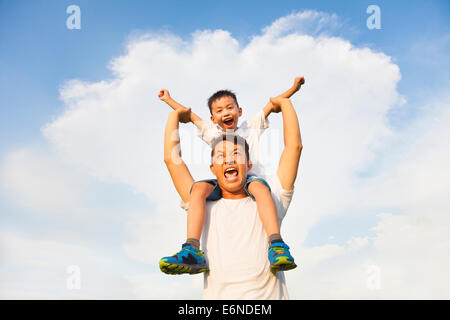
219, 179, 246, 195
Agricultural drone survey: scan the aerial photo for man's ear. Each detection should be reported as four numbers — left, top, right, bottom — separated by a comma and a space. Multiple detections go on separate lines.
210, 164, 217, 177
247, 160, 252, 171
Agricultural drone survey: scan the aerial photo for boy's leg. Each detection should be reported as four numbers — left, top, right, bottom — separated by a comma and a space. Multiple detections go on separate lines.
186, 182, 215, 246
159, 181, 215, 275
247, 179, 297, 273
247, 181, 281, 239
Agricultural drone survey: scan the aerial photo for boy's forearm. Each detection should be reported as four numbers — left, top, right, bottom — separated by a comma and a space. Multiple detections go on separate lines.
163, 97, 204, 129
276, 85, 298, 100
164, 97, 186, 111
263, 102, 273, 119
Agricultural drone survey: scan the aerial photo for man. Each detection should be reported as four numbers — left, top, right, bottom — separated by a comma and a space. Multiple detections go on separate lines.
162, 96, 303, 299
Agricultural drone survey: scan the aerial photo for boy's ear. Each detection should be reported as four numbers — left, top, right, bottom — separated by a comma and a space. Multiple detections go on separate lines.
210, 115, 217, 124
238, 107, 242, 117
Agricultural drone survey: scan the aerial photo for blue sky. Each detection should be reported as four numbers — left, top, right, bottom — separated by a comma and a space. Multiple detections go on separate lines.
1, 0, 449, 149
1, 0, 449, 299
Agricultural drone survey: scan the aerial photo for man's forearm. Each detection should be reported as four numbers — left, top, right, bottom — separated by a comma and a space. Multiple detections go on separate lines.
163, 111, 194, 203
276, 98, 302, 191
164, 111, 181, 164
280, 99, 302, 149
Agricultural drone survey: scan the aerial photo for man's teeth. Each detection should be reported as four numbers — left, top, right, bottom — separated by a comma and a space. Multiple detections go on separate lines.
224, 168, 238, 178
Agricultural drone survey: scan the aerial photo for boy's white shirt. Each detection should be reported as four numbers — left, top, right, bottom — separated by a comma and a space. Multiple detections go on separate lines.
197, 110, 269, 177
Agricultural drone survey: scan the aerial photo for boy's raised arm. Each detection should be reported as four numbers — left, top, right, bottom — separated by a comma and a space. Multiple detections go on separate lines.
271, 97, 303, 191
159, 89, 205, 129
263, 77, 305, 119
163, 107, 195, 204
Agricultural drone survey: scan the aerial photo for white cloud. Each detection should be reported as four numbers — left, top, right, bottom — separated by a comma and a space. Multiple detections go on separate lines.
0, 147, 87, 213
262, 10, 342, 38
0, 231, 135, 299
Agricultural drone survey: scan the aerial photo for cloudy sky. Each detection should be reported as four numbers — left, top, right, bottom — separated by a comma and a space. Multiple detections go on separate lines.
1, 0, 449, 299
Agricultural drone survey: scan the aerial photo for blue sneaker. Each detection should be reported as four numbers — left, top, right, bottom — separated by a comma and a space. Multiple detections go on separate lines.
159, 244, 209, 275
268, 241, 297, 274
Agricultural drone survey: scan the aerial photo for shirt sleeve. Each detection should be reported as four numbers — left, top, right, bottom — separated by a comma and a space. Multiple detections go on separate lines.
196, 122, 222, 146
267, 174, 294, 222
246, 110, 270, 136
180, 200, 189, 211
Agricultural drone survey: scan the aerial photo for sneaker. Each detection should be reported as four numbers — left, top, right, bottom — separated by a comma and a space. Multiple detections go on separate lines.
268, 241, 297, 274
159, 244, 209, 275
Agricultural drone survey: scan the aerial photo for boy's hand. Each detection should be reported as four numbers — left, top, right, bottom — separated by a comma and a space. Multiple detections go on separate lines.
269, 97, 290, 113
158, 89, 171, 102
292, 77, 305, 92
176, 107, 192, 124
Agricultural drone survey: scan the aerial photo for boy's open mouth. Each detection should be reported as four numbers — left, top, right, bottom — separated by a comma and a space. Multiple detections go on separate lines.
224, 166, 239, 183
223, 118, 234, 128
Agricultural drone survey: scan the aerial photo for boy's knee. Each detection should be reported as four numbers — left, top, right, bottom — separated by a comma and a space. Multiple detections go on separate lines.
248, 180, 271, 194
191, 181, 215, 197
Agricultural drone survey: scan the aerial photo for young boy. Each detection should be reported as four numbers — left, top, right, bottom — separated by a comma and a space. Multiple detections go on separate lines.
158, 77, 305, 275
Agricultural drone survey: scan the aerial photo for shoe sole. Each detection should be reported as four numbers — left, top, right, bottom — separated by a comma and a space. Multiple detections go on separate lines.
159, 259, 209, 275
270, 256, 297, 274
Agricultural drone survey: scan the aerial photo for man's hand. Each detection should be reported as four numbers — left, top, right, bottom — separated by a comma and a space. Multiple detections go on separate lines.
176, 106, 192, 124
292, 77, 305, 93
269, 96, 290, 113
158, 89, 171, 102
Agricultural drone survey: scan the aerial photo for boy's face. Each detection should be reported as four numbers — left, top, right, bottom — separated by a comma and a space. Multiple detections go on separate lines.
210, 140, 251, 196
210, 96, 242, 131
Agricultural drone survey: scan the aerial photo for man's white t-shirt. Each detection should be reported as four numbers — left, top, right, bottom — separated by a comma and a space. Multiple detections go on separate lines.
197, 111, 269, 177
200, 174, 294, 300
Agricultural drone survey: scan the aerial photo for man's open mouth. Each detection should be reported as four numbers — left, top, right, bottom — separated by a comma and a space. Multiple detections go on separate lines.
223, 118, 234, 128
224, 167, 239, 182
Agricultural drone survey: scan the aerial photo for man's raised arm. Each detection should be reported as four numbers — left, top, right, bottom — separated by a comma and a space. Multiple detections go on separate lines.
270, 97, 303, 191
163, 108, 195, 203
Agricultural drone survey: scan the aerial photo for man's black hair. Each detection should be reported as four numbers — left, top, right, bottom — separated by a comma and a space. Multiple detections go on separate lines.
210, 133, 250, 163
207, 90, 239, 114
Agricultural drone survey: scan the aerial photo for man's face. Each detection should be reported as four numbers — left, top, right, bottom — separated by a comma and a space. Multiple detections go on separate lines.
210, 140, 251, 196
210, 96, 242, 131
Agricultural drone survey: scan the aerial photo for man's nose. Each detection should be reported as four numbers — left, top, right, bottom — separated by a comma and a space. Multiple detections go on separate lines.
224, 157, 235, 164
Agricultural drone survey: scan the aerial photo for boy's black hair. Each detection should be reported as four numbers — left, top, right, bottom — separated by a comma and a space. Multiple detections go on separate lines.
207, 90, 239, 114
210, 133, 250, 163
